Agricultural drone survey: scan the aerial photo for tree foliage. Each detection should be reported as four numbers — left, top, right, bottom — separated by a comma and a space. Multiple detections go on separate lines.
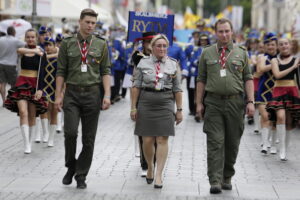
161, 0, 251, 27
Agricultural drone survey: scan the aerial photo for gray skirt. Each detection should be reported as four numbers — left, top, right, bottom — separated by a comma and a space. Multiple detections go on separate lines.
134, 90, 175, 137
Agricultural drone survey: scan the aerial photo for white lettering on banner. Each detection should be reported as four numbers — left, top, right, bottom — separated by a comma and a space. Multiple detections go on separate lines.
135, 12, 168, 19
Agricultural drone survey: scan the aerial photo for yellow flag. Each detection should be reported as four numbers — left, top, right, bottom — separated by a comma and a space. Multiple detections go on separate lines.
184, 13, 200, 29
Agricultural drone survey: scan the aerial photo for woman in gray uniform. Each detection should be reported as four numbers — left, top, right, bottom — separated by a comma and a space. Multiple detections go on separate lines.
130, 34, 183, 188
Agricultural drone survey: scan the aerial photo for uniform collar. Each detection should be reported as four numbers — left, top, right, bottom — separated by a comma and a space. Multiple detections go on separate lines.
151, 54, 167, 63
217, 41, 233, 51
77, 32, 93, 43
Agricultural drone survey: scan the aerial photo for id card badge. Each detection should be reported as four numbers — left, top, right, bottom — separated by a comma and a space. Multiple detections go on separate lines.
81, 64, 87, 72
155, 82, 162, 90
220, 69, 226, 77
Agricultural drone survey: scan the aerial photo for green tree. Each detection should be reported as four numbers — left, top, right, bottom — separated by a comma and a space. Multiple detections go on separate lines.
161, 0, 251, 28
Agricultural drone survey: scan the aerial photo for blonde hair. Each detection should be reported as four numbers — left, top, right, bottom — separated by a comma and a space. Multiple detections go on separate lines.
149, 34, 169, 51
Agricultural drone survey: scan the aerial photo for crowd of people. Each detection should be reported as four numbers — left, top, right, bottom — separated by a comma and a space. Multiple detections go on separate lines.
0, 7, 300, 194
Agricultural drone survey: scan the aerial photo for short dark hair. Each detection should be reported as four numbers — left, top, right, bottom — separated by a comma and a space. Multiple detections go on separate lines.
80, 8, 98, 20
7, 26, 16, 36
214, 18, 233, 32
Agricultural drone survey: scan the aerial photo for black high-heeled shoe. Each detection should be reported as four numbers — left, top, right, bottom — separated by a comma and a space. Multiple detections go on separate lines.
146, 177, 154, 184
146, 168, 154, 184
154, 182, 163, 189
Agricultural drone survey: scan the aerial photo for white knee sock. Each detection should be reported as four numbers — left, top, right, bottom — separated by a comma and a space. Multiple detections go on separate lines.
48, 124, 56, 147
261, 127, 269, 154
41, 118, 49, 142
35, 118, 41, 142
20, 124, 31, 154
277, 124, 287, 161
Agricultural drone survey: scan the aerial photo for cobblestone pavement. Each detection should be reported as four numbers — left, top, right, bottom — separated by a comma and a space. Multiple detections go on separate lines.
0, 86, 300, 200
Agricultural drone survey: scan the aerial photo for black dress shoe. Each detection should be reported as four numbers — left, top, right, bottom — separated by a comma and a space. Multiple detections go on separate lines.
62, 169, 75, 185
221, 178, 232, 190
210, 185, 222, 194
221, 182, 232, 190
76, 179, 87, 189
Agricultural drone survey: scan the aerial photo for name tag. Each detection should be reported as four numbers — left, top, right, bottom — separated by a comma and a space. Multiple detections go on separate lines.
220, 69, 226, 77
158, 73, 163, 78
155, 82, 163, 90
81, 64, 87, 72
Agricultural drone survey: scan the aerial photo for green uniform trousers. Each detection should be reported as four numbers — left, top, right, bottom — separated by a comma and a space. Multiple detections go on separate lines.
63, 85, 101, 180
203, 93, 245, 185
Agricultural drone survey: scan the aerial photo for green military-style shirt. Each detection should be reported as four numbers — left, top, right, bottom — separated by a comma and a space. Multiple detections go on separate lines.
197, 41, 252, 95
56, 33, 111, 86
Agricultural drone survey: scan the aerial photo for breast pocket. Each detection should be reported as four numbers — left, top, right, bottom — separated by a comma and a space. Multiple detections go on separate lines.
141, 69, 155, 83
231, 60, 244, 74
67, 49, 81, 69
88, 49, 102, 64
164, 68, 176, 83
206, 59, 219, 73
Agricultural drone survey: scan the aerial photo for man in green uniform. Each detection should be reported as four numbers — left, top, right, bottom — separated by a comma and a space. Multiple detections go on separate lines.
196, 18, 255, 194
55, 8, 111, 189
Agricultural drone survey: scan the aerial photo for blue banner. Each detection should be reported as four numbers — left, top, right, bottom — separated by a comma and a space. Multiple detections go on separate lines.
127, 11, 174, 45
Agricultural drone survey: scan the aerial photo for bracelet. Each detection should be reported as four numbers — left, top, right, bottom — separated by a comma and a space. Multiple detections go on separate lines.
177, 108, 183, 112
131, 108, 137, 112
247, 101, 254, 104
104, 96, 111, 99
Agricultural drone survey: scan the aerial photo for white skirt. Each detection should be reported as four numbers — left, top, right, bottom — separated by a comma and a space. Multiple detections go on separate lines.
122, 73, 133, 88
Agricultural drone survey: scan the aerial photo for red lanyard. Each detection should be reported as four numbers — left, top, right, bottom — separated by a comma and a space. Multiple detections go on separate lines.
77, 36, 93, 64
216, 45, 233, 69
155, 61, 161, 86
220, 47, 226, 69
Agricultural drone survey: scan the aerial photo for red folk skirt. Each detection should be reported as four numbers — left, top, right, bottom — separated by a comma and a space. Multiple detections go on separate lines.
266, 80, 300, 122
4, 75, 48, 116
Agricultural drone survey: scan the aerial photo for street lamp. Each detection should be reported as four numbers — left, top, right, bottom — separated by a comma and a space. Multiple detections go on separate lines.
32, 0, 38, 29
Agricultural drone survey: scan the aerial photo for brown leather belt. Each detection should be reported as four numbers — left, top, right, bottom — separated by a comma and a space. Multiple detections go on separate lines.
66, 84, 99, 92
207, 92, 241, 99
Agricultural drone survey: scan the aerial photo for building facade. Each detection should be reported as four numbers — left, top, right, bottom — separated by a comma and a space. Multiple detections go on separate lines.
251, 0, 300, 34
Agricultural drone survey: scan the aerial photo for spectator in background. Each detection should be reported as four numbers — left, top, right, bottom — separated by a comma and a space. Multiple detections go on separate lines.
0, 26, 25, 106
291, 38, 300, 58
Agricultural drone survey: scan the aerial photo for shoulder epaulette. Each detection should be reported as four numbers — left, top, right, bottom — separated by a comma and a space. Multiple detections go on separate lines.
141, 55, 150, 59
137, 52, 146, 57
94, 34, 106, 41
238, 45, 246, 51
63, 34, 73, 39
202, 44, 211, 50
168, 57, 177, 62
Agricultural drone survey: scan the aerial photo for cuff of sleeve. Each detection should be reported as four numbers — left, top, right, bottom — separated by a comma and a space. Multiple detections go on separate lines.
172, 88, 183, 93
182, 69, 189, 76
56, 72, 65, 78
132, 82, 142, 88
244, 75, 253, 81
196, 76, 206, 83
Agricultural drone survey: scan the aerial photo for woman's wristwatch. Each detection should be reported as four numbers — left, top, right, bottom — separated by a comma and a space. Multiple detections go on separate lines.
177, 108, 183, 112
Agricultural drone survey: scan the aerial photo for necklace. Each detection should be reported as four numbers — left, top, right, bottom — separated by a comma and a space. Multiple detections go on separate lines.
279, 54, 291, 60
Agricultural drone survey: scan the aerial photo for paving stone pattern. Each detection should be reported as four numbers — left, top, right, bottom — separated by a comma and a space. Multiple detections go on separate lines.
0, 86, 300, 200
